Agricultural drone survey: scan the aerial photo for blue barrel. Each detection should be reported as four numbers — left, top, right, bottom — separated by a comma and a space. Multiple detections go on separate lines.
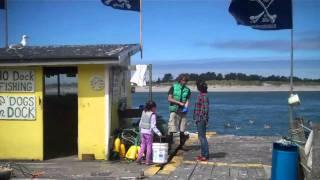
271, 142, 298, 180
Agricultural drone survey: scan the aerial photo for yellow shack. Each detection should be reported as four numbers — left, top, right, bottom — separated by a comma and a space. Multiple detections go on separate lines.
0, 44, 140, 160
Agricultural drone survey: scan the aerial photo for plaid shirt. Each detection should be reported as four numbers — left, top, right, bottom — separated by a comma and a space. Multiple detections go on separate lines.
193, 93, 209, 123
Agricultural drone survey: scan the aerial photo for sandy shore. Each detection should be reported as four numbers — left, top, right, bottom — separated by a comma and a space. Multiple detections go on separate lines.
135, 85, 320, 92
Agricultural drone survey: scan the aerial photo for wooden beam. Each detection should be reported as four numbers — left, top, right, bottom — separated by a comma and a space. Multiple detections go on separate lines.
312, 123, 320, 179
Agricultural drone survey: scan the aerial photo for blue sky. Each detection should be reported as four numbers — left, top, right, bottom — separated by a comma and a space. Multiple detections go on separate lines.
0, 0, 319, 79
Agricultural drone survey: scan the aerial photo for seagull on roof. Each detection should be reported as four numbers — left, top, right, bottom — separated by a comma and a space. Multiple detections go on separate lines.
8, 35, 28, 49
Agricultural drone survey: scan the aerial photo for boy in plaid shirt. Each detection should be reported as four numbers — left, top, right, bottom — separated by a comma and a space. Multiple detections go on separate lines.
193, 80, 209, 161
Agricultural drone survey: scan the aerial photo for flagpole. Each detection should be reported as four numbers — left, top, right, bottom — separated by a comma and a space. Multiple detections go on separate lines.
288, 28, 294, 136
289, 0, 294, 137
290, 30, 293, 94
139, 0, 143, 59
4, 0, 8, 47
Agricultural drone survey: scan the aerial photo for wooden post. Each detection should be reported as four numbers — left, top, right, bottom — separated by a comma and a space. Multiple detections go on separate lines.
291, 119, 309, 179
312, 123, 320, 179
288, 5, 295, 137
148, 64, 152, 101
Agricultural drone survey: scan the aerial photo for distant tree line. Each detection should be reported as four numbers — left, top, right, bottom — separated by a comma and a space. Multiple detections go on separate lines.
157, 72, 320, 83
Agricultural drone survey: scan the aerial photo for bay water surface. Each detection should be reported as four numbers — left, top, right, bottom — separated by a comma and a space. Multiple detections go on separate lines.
132, 91, 320, 136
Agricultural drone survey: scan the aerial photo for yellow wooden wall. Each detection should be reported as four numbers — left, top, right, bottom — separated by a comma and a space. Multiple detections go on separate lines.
78, 65, 106, 160
0, 64, 129, 160
0, 67, 43, 160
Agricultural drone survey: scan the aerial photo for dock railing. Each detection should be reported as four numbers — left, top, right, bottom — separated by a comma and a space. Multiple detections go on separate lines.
312, 124, 320, 179
290, 119, 319, 179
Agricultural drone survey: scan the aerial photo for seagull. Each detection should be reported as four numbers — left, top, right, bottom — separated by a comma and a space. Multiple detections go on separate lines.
224, 122, 232, 128
264, 124, 271, 129
8, 35, 28, 49
249, 119, 255, 124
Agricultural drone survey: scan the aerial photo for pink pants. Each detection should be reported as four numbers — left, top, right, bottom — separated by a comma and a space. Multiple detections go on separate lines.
137, 133, 153, 164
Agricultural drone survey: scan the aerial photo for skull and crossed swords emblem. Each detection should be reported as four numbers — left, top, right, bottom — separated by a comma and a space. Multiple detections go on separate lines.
105, 0, 132, 9
249, 0, 277, 24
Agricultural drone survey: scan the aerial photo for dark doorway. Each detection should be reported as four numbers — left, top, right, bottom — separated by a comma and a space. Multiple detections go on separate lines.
43, 67, 78, 159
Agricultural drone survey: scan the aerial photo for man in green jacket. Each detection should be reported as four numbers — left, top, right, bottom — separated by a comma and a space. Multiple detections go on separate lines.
167, 74, 191, 149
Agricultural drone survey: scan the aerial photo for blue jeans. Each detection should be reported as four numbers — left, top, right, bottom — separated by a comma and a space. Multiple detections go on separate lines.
197, 120, 209, 158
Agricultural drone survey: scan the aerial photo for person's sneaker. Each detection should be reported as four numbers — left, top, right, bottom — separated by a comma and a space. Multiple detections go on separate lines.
199, 156, 208, 161
196, 156, 208, 161
196, 156, 203, 161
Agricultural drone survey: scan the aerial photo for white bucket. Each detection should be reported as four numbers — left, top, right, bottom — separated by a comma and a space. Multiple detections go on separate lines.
288, 94, 300, 105
152, 143, 168, 163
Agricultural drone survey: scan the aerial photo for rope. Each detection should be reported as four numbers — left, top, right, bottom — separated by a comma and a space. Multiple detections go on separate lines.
121, 128, 140, 145
299, 123, 312, 132
0, 162, 44, 178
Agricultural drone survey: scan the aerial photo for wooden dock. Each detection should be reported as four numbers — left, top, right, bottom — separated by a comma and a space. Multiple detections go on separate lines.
2, 125, 318, 179
150, 135, 279, 180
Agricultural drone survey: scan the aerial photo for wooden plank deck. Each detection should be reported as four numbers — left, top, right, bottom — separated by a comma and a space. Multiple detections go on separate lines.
161, 163, 269, 180
151, 135, 277, 180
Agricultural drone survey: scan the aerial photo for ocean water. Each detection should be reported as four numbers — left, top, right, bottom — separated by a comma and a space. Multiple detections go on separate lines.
132, 91, 320, 136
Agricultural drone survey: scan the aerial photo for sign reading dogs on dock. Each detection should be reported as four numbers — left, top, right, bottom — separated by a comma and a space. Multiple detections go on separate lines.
0, 95, 36, 120
0, 69, 35, 92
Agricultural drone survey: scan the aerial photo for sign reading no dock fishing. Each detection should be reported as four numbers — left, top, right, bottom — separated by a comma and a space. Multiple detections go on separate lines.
0, 95, 36, 120
0, 69, 35, 92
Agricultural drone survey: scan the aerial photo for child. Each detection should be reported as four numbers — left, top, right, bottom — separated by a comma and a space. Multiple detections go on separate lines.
136, 100, 162, 165
193, 80, 210, 161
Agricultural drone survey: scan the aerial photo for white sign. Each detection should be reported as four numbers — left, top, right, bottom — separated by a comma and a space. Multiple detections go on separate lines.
0, 69, 35, 92
0, 95, 36, 120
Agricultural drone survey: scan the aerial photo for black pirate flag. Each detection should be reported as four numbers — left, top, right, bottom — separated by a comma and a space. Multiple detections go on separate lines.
101, 0, 140, 12
229, 0, 292, 30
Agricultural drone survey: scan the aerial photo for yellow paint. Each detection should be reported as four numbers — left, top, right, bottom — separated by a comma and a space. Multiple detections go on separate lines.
144, 165, 161, 177
158, 156, 183, 175
185, 131, 217, 146
0, 67, 43, 160
78, 65, 106, 160
206, 131, 217, 138
183, 160, 271, 168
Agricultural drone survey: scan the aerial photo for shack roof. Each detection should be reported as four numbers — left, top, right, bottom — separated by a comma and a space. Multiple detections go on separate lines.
0, 44, 140, 66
